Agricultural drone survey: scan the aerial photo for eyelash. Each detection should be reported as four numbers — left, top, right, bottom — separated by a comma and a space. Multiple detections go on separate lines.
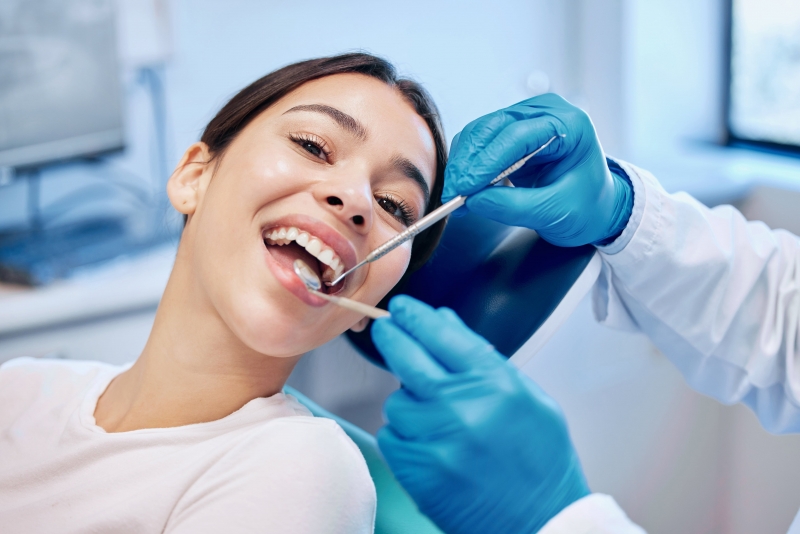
289, 133, 332, 160
376, 193, 415, 226
289, 132, 415, 226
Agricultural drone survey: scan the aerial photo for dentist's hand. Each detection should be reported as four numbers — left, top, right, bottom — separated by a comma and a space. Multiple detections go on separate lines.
444, 93, 633, 247
371, 295, 590, 534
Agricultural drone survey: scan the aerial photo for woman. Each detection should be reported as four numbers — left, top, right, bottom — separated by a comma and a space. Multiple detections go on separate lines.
0, 53, 447, 533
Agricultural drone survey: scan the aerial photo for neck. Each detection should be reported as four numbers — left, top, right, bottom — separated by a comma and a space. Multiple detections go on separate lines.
95, 244, 300, 433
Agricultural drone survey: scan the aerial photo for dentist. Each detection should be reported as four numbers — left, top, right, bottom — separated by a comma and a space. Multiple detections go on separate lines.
370, 94, 800, 533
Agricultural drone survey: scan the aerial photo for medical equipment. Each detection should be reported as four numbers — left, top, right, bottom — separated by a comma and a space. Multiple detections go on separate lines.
327, 134, 563, 287
293, 259, 390, 319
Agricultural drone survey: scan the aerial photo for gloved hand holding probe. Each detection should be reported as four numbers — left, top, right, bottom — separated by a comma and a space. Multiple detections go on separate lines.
444, 93, 633, 247
371, 295, 590, 534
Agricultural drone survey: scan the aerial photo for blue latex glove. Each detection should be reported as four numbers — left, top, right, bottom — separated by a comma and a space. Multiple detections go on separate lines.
443, 93, 633, 247
371, 295, 590, 534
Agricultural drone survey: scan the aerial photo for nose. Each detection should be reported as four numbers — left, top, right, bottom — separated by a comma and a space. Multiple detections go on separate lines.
313, 172, 373, 233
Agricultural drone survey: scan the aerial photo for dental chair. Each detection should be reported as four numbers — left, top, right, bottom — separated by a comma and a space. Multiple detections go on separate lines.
289, 212, 601, 533
346, 211, 601, 369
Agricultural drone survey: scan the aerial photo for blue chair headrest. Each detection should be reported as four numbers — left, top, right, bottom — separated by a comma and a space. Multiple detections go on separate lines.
346, 212, 596, 368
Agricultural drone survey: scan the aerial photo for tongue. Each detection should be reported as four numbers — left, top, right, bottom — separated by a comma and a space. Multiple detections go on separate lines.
266, 242, 322, 278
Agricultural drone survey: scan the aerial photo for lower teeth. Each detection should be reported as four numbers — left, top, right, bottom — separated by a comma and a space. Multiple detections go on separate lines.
320, 265, 335, 284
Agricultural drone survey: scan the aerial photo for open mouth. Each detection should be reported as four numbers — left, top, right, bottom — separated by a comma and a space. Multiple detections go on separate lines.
263, 226, 346, 295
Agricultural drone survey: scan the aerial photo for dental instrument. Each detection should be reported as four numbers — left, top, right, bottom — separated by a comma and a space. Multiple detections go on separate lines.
293, 259, 390, 319
328, 134, 564, 286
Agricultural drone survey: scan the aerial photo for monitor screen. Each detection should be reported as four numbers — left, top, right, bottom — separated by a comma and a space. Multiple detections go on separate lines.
0, 0, 123, 169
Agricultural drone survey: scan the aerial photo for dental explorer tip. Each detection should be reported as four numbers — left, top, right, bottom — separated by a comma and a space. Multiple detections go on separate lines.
327, 258, 367, 286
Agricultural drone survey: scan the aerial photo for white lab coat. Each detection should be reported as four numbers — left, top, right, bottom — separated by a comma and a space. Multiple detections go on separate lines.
539, 160, 800, 534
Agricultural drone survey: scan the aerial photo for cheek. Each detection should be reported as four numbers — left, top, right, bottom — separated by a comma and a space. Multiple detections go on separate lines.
238, 153, 297, 205
360, 244, 412, 305
194, 154, 303, 272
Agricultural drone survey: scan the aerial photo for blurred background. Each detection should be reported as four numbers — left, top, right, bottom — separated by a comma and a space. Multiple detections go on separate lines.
1, 1, 800, 532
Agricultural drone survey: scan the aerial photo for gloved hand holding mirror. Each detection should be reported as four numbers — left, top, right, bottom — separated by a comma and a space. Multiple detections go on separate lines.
371, 295, 590, 534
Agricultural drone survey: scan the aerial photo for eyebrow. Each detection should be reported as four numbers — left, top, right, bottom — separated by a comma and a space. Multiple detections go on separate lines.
283, 103, 429, 206
391, 155, 430, 206
283, 104, 367, 140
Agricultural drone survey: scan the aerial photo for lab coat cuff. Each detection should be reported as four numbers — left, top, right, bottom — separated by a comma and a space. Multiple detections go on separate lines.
596, 160, 666, 269
595, 158, 646, 256
591, 160, 665, 331
538, 494, 647, 534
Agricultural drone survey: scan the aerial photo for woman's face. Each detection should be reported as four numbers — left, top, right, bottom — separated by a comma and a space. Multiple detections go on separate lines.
169, 73, 437, 357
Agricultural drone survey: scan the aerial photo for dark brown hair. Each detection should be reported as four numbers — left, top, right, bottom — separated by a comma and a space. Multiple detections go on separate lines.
198, 52, 447, 273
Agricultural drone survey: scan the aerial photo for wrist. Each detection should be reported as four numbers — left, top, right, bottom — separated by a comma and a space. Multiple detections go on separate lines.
593, 160, 633, 246
527, 458, 591, 533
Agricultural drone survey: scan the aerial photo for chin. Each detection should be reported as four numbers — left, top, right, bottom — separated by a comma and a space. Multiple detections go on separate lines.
223, 291, 336, 358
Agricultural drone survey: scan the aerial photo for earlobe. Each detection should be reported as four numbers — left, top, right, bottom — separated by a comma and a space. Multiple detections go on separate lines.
349, 316, 370, 333
167, 142, 213, 216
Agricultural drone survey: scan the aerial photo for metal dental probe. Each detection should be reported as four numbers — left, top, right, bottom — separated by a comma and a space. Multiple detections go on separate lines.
293, 259, 390, 319
328, 134, 563, 286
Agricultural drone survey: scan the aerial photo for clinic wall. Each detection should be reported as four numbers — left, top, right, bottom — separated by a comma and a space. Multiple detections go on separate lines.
165, 0, 575, 165
526, 296, 728, 533
624, 0, 727, 162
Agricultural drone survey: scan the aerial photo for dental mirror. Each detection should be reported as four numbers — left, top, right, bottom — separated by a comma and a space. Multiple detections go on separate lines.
294, 259, 322, 291
292, 259, 390, 320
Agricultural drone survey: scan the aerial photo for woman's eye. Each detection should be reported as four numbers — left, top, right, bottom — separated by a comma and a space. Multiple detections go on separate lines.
289, 134, 330, 161
300, 141, 324, 158
378, 197, 400, 217
377, 195, 414, 226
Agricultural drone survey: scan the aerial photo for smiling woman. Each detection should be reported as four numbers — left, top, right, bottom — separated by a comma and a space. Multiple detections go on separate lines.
0, 53, 447, 534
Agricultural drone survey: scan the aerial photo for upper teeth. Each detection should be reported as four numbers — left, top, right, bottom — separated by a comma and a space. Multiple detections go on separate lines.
265, 226, 344, 281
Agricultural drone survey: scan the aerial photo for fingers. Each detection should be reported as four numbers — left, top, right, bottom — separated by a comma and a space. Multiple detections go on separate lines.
372, 294, 504, 401
466, 117, 567, 189
465, 185, 562, 230
388, 295, 502, 373
442, 111, 519, 203
449, 131, 462, 153
371, 317, 448, 399
444, 115, 567, 201
382, 388, 453, 440
376, 425, 434, 474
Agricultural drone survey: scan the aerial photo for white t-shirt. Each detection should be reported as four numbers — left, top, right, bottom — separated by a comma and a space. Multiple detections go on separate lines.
0, 357, 376, 533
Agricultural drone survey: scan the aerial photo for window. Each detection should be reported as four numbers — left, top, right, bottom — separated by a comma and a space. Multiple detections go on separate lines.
727, 0, 800, 152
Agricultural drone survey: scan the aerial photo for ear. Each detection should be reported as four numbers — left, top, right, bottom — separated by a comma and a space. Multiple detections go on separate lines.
349, 316, 370, 333
167, 142, 214, 217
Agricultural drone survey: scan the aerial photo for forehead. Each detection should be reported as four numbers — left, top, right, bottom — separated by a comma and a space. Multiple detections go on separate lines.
267, 73, 437, 184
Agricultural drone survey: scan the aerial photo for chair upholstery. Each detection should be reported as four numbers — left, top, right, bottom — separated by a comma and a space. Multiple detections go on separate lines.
347, 211, 596, 367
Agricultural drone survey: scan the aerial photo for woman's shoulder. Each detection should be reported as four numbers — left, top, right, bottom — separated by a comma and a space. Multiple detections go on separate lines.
0, 357, 121, 425
237, 393, 370, 474
0, 356, 118, 392
240, 413, 374, 488
170, 414, 377, 533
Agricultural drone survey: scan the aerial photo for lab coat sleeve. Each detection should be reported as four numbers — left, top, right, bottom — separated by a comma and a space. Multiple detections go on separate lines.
593, 159, 800, 434
538, 494, 647, 534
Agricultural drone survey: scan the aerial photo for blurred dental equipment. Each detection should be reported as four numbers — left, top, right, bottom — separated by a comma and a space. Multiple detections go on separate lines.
293, 259, 390, 319
327, 134, 563, 286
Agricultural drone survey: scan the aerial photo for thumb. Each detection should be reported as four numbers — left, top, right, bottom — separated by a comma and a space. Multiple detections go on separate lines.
465, 185, 561, 230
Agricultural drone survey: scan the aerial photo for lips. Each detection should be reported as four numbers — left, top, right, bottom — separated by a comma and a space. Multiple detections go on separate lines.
261, 214, 358, 307
265, 226, 345, 284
